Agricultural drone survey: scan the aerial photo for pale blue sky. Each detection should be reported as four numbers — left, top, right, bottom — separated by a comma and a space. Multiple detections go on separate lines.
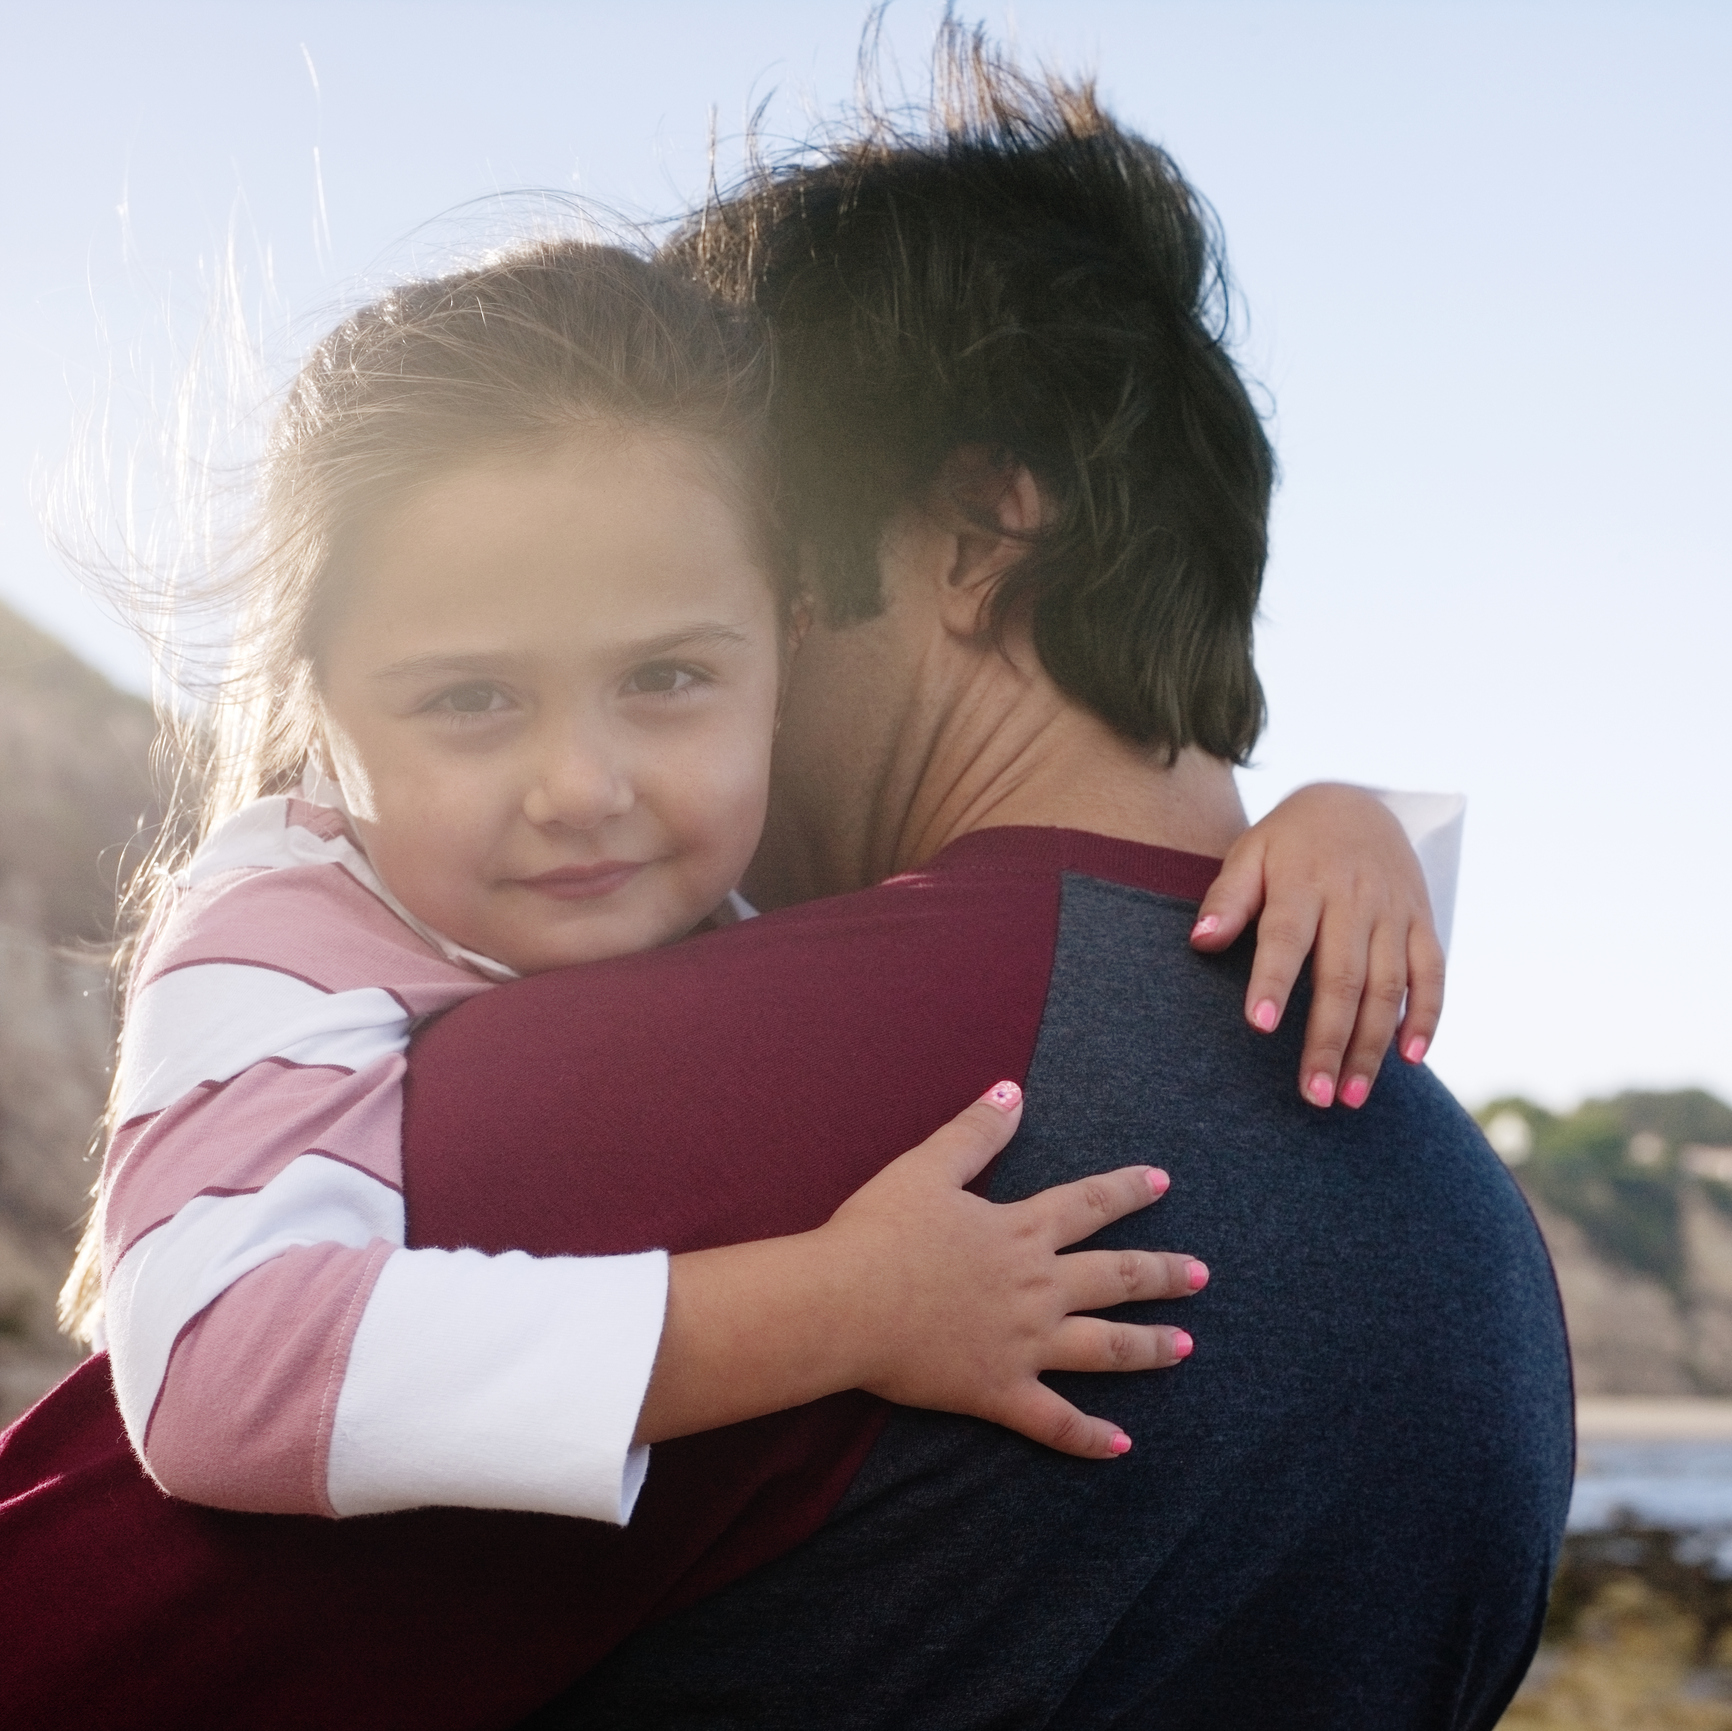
4, 1, 1728, 1111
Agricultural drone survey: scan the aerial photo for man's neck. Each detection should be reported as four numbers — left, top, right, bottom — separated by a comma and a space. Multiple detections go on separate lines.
890, 676, 1249, 875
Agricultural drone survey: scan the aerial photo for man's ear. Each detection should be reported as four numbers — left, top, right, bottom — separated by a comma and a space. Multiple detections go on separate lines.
936, 447, 1046, 638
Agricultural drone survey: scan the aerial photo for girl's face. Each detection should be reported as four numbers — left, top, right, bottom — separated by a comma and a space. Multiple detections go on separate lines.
316, 432, 785, 974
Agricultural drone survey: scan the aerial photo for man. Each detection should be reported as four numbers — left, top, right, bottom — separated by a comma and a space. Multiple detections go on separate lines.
415, 43, 1571, 1731
0, 40, 1568, 1731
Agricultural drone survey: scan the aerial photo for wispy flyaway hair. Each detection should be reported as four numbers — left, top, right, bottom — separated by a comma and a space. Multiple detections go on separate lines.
667, 22, 1273, 761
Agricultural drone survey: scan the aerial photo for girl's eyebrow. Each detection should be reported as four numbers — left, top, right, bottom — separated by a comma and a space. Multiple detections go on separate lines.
371, 650, 528, 683
370, 624, 752, 684
621, 624, 753, 660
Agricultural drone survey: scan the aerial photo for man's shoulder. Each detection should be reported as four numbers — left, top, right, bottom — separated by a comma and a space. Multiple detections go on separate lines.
1023, 867, 1522, 1246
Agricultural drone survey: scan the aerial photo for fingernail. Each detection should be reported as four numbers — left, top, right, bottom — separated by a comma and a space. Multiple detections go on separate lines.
1307, 1073, 1334, 1108
1146, 1168, 1170, 1198
1109, 1431, 1133, 1456
1186, 1259, 1209, 1291
1340, 1076, 1370, 1110
982, 1081, 1022, 1112
1191, 914, 1220, 939
1252, 1000, 1279, 1033
1403, 1036, 1428, 1064
1171, 1329, 1194, 1359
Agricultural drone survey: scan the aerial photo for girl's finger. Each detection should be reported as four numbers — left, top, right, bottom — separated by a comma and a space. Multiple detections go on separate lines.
1020, 1164, 1170, 1250
1242, 884, 1325, 1039
1047, 1316, 1195, 1375
1397, 924, 1447, 1066
1334, 919, 1410, 1108
993, 1381, 1142, 1461
892, 1080, 1025, 1188
1295, 902, 1373, 1108
1055, 1247, 1207, 1313
1190, 840, 1267, 952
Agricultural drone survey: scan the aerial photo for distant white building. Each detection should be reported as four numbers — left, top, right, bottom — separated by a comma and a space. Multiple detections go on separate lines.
1684, 1145, 1732, 1186
1485, 1111, 1533, 1164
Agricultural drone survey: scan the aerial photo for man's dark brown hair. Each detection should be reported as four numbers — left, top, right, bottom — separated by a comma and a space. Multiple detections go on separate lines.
665, 24, 1274, 762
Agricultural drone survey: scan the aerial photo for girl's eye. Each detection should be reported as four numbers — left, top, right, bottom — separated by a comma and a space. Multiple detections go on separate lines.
625, 661, 704, 697
429, 682, 508, 716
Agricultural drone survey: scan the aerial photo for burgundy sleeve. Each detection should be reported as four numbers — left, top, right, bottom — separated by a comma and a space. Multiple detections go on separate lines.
0, 862, 1059, 1731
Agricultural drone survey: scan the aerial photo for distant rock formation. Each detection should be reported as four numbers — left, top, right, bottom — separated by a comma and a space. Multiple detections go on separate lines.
1480, 1091, 1732, 1396
0, 601, 153, 1424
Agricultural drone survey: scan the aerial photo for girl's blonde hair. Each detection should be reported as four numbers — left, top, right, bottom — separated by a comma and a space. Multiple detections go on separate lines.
60, 240, 788, 1341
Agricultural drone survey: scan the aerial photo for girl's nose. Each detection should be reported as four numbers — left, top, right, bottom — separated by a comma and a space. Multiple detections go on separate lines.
521, 736, 634, 831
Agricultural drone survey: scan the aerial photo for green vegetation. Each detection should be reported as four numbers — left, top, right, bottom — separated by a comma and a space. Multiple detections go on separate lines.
1477, 1090, 1732, 1294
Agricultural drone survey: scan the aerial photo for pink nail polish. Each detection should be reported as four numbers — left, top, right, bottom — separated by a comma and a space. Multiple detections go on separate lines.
1146, 1168, 1170, 1198
1252, 1000, 1279, 1033
1307, 1073, 1334, 1108
1186, 1260, 1209, 1291
1171, 1329, 1194, 1359
1403, 1036, 1428, 1064
1109, 1431, 1133, 1455
1340, 1076, 1370, 1110
983, 1081, 1022, 1111
1191, 914, 1220, 939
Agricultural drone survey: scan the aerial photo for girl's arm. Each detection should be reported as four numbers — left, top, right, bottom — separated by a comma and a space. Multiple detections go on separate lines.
1189, 783, 1458, 1110
636, 1082, 1201, 1460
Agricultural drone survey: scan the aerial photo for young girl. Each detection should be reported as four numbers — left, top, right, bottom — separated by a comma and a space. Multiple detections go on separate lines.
65, 240, 1449, 1527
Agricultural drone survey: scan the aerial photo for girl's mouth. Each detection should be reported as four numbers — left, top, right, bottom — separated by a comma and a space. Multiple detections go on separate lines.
514, 862, 645, 901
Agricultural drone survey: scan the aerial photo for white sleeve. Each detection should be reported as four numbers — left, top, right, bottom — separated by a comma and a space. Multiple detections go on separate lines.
1371, 789, 1466, 955
327, 1244, 669, 1524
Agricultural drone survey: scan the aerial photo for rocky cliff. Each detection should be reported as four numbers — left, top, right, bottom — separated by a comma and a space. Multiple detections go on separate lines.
1481, 1090, 1732, 1395
0, 601, 153, 1422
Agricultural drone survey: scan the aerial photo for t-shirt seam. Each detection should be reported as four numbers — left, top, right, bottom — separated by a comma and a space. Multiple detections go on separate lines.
1056, 871, 1206, 912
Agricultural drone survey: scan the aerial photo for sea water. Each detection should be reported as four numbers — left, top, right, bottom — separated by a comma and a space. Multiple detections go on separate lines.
1573, 1440, 1732, 1568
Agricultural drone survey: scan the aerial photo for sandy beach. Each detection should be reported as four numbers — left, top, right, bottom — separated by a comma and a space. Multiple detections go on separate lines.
1577, 1399, 1732, 1442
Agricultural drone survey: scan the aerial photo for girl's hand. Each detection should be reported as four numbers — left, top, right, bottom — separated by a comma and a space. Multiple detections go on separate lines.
1189, 783, 1445, 1111
635, 1082, 1205, 1459
826, 1081, 1203, 1460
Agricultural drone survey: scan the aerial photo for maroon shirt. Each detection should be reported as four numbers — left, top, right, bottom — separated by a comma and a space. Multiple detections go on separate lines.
0, 829, 1217, 1730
